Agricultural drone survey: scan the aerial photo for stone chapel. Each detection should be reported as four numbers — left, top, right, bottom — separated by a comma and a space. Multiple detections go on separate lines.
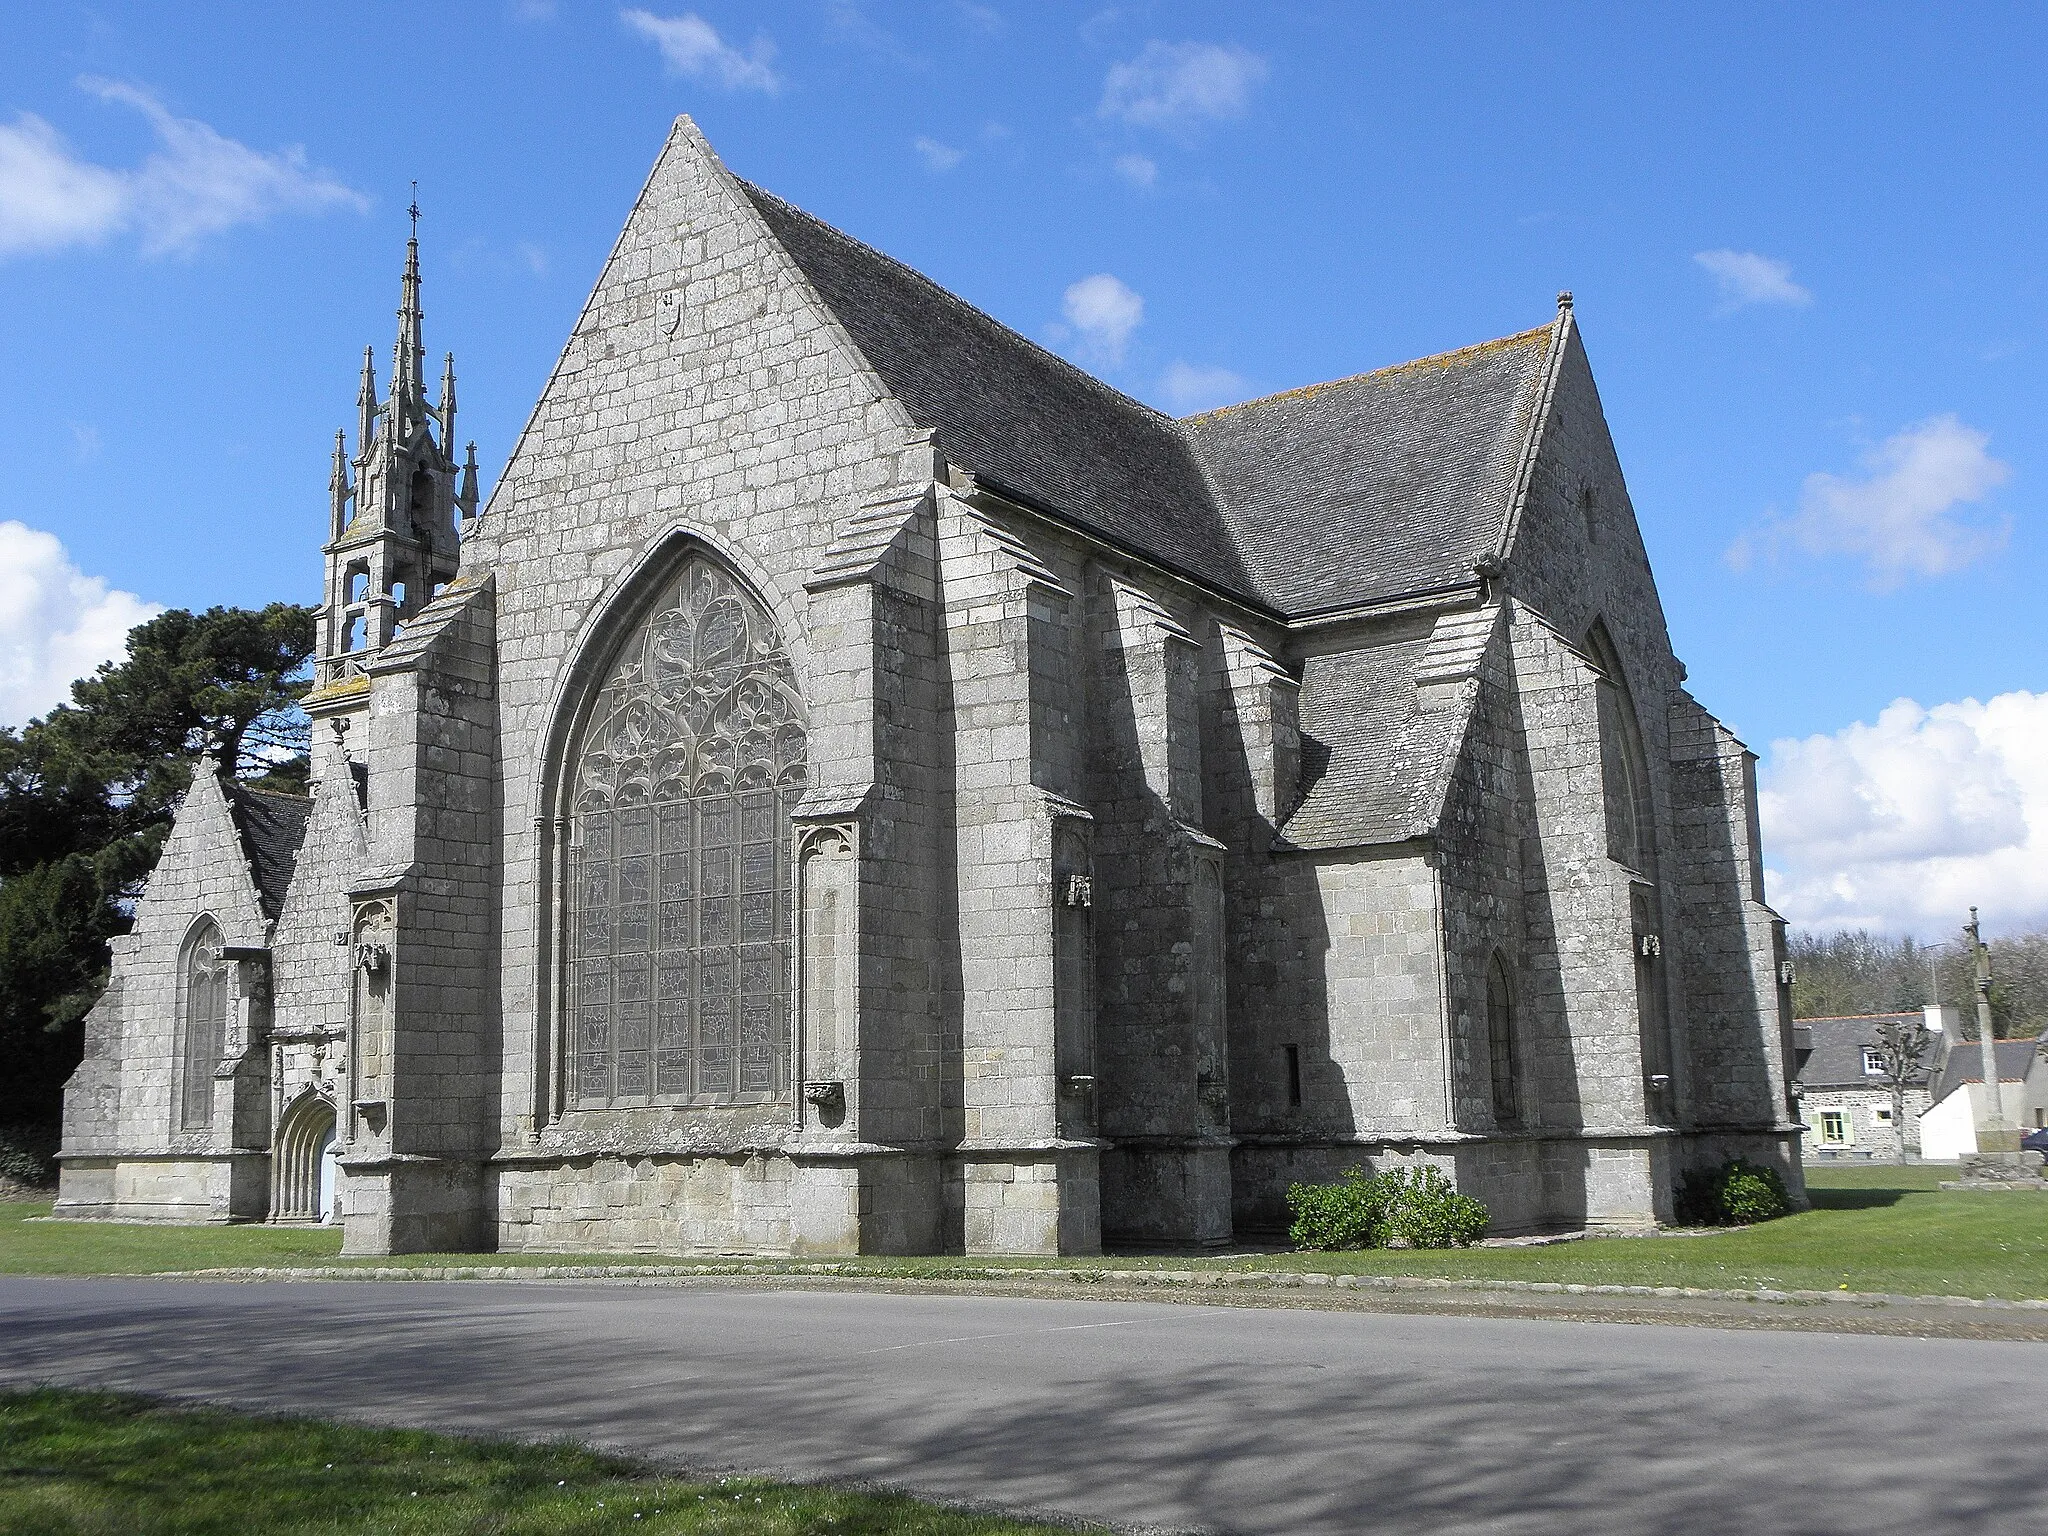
56, 118, 1805, 1255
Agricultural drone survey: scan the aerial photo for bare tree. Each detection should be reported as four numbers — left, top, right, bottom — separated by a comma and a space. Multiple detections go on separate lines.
1870, 1015, 1933, 1159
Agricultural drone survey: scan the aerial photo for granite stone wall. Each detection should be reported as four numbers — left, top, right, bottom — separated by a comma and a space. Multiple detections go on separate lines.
56, 768, 275, 1221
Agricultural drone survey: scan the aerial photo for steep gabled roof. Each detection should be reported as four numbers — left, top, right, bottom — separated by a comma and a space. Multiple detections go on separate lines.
1182, 328, 1555, 616
1793, 1013, 1932, 1091
741, 177, 1559, 622
742, 184, 1255, 603
224, 783, 311, 921
1930, 1038, 2043, 1105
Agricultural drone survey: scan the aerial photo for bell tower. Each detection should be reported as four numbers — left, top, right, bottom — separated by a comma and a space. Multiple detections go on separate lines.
315, 196, 478, 689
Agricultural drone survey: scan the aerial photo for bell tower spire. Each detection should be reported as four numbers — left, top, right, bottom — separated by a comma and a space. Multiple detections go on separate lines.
310, 189, 477, 703
391, 185, 428, 442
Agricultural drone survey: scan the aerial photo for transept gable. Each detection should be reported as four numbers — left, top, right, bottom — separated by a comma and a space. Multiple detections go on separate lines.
132, 760, 272, 950
468, 116, 922, 562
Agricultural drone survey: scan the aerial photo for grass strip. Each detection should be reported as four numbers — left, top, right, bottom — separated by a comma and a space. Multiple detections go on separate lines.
0, 1387, 1093, 1535
8, 1165, 2045, 1301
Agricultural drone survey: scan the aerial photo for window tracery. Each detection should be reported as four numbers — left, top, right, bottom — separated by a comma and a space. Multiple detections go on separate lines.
179, 918, 227, 1132
567, 558, 807, 1108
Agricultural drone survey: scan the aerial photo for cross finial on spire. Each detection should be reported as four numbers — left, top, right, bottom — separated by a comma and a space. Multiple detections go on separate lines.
408, 181, 420, 237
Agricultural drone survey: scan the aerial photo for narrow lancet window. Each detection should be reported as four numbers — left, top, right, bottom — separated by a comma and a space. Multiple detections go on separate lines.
179, 918, 227, 1132
1486, 952, 1519, 1125
1585, 621, 1657, 879
566, 558, 807, 1108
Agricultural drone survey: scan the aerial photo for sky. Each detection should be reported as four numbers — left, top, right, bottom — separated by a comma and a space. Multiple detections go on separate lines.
0, 2, 2043, 939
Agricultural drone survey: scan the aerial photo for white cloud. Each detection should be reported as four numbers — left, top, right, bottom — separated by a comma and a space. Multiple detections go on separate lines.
1100, 41, 1267, 129
67, 423, 102, 461
1761, 691, 2048, 936
621, 10, 782, 94
1061, 273, 1144, 366
1113, 152, 1157, 189
1158, 361, 1245, 414
0, 113, 127, 254
0, 81, 362, 259
955, 2, 1002, 32
0, 521, 162, 727
515, 240, 549, 276
913, 136, 963, 172
1729, 415, 2011, 588
1694, 248, 1812, 310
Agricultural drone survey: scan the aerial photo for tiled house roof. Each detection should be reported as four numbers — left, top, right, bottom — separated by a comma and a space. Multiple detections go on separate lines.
1929, 1038, 2043, 1106
1793, 1013, 1933, 1091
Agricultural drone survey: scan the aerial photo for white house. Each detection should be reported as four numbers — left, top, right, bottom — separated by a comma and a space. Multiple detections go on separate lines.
1918, 1038, 2047, 1161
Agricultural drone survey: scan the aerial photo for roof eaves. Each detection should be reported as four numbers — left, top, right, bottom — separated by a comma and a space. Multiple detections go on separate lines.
964, 473, 1283, 626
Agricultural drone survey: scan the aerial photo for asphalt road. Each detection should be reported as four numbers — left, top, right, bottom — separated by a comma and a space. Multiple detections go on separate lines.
1, 1277, 2042, 1535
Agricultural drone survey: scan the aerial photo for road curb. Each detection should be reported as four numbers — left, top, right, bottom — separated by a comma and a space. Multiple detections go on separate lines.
137, 1261, 2048, 1313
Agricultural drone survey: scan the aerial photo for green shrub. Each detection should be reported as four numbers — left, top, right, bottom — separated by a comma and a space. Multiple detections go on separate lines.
0, 1124, 59, 1190
1675, 1156, 1792, 1227
1377, 1166, 1492, 1249
1286, 1166, 1383, 1250
1286, 1164, 1489, 1250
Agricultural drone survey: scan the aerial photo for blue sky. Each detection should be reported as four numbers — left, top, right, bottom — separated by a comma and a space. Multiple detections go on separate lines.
1, 2, 2043, 935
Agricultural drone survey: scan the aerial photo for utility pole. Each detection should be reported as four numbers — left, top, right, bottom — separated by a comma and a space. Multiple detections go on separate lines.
1966, 907, 2017, 1161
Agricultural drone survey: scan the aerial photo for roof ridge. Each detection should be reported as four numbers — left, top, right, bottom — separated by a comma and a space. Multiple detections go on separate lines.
1182, 322, 1555, 424
230, 782, 312, 804
738, 180, 1183, 433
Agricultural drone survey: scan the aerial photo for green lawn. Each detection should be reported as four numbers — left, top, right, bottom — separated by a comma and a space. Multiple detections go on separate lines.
5, 1164, 2044, 1299
0, 1388, 1088, 1536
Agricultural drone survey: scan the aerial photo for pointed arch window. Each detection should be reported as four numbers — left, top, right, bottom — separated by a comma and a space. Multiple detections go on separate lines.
1486, 952, 1519, 1125
1584, 621, 1657, 879
566, 557, 807, 1108
178, 918, 228, 1132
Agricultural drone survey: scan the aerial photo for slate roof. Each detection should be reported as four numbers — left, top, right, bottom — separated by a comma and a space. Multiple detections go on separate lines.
743, 184, 1255, 603
1281, 637, 1461, 848
1182, 331, 1555, 616
743, 181, 1559, 621
1929, 1038, 2043, 1106
1793, 1013, 1932, 1091
225, 783, 311, 921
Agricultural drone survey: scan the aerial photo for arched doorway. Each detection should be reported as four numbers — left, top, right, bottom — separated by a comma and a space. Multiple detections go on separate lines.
274, 1093, 338, 1223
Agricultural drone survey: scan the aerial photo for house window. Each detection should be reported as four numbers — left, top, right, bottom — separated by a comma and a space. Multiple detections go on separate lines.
566, 557, 807, 1108
1818, 1109, 1850, 1145
1875, 1106, 1893, 1123
1862, 1047, 1884, 1076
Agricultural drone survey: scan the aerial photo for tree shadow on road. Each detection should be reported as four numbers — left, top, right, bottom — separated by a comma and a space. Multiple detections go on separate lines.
0, 1281, 2039, 1536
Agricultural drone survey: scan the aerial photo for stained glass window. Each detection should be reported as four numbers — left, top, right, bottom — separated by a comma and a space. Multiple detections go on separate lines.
180, 918, 227, 1131
567, 559, 806, 1107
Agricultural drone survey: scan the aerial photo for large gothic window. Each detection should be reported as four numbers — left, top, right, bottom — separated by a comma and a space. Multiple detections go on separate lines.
567, 558, 807, 1108
179, 918, 227, 1132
